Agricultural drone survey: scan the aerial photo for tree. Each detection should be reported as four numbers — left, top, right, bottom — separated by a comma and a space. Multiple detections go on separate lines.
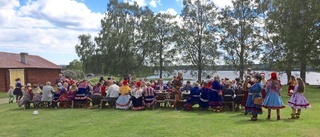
75, 34, 95, 73
264, 0, 320, 82
177, 0, 220, 82
94, 0, 155, 77
150, 12, 178, 78
218, 0, 263, 79
66, 59, 83, 71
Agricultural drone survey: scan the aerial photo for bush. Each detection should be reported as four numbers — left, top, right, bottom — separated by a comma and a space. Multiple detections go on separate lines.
62, 70, 85, 80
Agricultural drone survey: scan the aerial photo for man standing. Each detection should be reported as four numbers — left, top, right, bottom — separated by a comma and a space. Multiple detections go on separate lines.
173, 72, 183, 111
55, 73, 64, 86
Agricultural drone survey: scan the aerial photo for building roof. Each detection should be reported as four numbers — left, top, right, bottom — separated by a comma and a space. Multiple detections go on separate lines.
0, 52, 61, 69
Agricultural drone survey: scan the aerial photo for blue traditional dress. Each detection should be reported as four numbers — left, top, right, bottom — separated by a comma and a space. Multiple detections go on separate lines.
262, 80, 285, 109
75, 82, 88, 104
209, 81, 223, 107
199, 86, 211, 109
143, 87, 157, 106
184, 86, 200, 111
245, 82, 263, 114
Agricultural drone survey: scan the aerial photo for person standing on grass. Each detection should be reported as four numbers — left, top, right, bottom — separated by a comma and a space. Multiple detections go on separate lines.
287, 75, 296, 97
172, 74, 183, 111
262, 72, 285, 120
210, 75, 223, 112
260, 72, 267, 99
55, 73, 64, 86
13, 78, 23, 102
7, 85, 15, 103
245, 75, 263, 121
288, 78, 311, 119
199, 81, 211, 111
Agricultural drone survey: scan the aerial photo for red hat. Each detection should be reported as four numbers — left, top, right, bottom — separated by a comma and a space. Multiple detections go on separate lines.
123, 80, 128, 85
260, 72, 265, 76
271, 72, 277, 80
136, 82, 141, 87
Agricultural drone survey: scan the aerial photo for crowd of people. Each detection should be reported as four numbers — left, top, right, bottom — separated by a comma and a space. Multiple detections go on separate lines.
7, 68, 311, 121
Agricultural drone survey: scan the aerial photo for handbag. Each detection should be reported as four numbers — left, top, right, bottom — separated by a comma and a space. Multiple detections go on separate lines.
254, 98, 264, 105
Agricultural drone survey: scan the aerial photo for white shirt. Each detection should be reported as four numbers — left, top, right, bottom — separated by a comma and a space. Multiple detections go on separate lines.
106, 84, 120, 98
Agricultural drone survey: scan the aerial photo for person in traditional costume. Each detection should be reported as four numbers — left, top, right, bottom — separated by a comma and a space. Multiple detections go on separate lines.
245, 74, 263, 121
116, 80, 132, 110
91, 82, 104, 109
242, 75, 254, 115
234, 82, 244, 110
210, 75, 223, 112
222, 81, 235, 110
75, 80, 91, 108
58, 82, 69, 108
172, 75, 183, 111
51, 83, 61, 108
287, 75, 296, 97
260, 72, 267, 99
155, 79, 168, 91
184, 82, 200, 111
32, 84, 42, 107
262, 72, 285, 120
143, 82, 157, 109
13, 78, 23, 102
131, 82, 145, 110
288, 78, 311, 119
199, 81, 211, 111
182, 81, 193, 99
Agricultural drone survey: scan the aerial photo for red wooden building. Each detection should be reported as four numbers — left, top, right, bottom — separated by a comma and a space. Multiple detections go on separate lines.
0, 52, 61, 92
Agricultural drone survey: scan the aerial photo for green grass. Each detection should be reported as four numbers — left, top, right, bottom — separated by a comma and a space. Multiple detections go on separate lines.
1, 86, 319, 137
0, 92, 8, 99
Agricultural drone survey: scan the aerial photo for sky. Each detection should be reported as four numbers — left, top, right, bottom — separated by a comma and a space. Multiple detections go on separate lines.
0, 0, 232, 65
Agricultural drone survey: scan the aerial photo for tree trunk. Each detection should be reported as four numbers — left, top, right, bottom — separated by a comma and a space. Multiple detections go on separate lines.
285, 70, 292, 84
300, 60, 307, 83
159, 42, 163, 79
239, 69, 244, 80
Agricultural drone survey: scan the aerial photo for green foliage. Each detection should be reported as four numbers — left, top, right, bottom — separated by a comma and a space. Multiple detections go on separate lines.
1, 85, 320, 137
148, 12, 179, 78
263, 0, 320, 81
66, 59, 83, 71
177, 0, 220, 82
219, 0, 264, 79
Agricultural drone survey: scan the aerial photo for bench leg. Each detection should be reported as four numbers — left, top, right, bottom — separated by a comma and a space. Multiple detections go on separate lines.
232, 102, 235, 112
71, 101, 74, 109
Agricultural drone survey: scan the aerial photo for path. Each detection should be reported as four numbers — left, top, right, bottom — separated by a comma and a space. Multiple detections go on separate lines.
0, 98, 9, 104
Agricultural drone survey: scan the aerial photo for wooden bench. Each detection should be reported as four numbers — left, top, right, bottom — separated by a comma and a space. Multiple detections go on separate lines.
222, 101, 235, 112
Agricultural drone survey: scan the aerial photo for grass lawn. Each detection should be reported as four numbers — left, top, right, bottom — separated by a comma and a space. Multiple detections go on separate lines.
0, 92, 8, 99
0, 86, 319, 137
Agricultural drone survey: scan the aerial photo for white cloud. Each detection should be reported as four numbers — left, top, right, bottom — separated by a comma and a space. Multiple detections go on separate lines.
0, 0, 103, 64
149, 0, 161, 8
124, 0, 147, 7
212, 0, 233, 8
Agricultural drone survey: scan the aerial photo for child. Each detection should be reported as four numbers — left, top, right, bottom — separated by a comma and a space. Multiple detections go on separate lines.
262, 72, 285, 120
7, 85, 15, 103
288, 78, 311, 119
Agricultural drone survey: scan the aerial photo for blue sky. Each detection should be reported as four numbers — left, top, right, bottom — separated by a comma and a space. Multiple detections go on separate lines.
0, 0, 231, 65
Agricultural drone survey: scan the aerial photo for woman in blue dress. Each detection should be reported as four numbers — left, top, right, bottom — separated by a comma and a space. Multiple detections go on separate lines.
210, 76, 223, 112
262, 72, 285, 120
184, 82, 200, 111
199, 81, 211, 111
245, 75, 263, 121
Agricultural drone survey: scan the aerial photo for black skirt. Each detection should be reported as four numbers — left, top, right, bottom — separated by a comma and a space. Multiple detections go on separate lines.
13, 88, 23, 95
92, 95, 103, 106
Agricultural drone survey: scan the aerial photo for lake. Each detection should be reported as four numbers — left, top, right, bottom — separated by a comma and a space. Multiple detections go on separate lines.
146, 70, 320, 85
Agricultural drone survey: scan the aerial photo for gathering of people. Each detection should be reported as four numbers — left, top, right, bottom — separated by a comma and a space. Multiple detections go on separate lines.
9, 69, 311, 121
